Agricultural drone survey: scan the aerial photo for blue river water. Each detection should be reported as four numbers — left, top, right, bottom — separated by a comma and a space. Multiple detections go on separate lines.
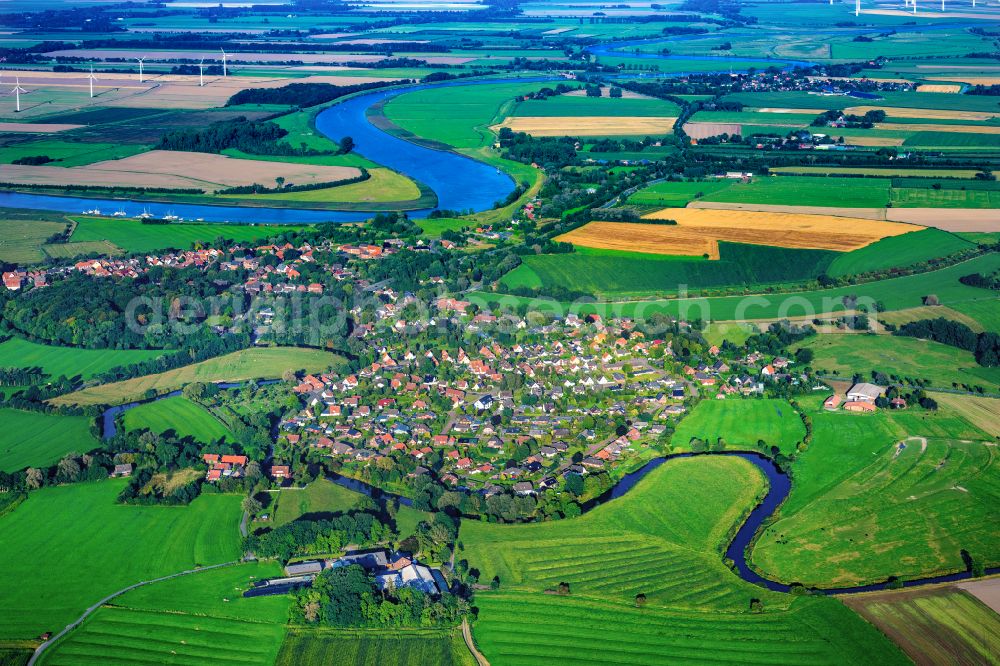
0, 77, 551, 224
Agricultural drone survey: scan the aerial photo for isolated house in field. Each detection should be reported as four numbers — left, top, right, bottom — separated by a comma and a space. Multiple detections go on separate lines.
111, 463, 133, 478
847, 383, 884, 403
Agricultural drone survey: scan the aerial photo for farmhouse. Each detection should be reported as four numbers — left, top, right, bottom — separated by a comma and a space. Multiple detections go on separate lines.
843, 400, 877, 413
823, 395, 842, 410
847, 383, 885, 403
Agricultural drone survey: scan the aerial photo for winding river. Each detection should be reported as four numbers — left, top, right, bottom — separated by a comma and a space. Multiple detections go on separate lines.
100, 385, 998, 595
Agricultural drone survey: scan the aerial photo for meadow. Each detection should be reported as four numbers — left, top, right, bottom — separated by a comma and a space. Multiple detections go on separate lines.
843, 586, 1000, 666
39, 562, 290, 666
247, 168, 422, 205
0, 337, 166, 382
752, 409, 998, 587
0, 210, 68, 264
270, 478, 366, 526
497, 116, 676, 137
478, 252, 1000, 324
122, 396, 234, 444
800, 333, 1000, 392
68, 217, 313, 254
670, 399, 805, 454
877, 305, 985, 333
501, 243, 837, 297
0, 408, 98, 473
0, 480, 241, 641
951, 298, 1000, 333
930, 394, 1000, 438
51, 348, 343, 406
625, 180, 732, 207
700, 176, 891, 209
512, 93, 679, 117
826, 228, 974, 277
462, 455, 906, 665
276, 628, 475, 666
382, 81, 542, 149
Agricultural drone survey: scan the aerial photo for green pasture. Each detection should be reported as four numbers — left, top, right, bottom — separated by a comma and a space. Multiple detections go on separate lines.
0, 211, 67, 264
890, 187, 1000, 208
721, 90, 1000, 114
0, 408, 98, 473
752, 410, 998, 587
271, 479, 366, 526
51, 347, 344, 406
0, 139, 148, 167
416, 217, 469, 238
276, 628, 475, 666
68, 216, 310, 254
626, 180, 732, 207
800, 333, 1000, 391
122, 396, 234, 444
0, 337, 165, 382
0, 480, 242, 640
703, 175, 891, 208
501, 243, 837, 297
951, 298, 1000, 332
383, 81, 542, 148
671, 399, 806, 453
826, 228, 975, 277
235, 168, 421, 204
771, 167, 983, 178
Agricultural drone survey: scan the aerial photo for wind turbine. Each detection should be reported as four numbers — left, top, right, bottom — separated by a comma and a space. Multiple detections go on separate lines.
88, 66, 97, 98
855, 0, 860, 15
12, 77, 27, 113
137, 56, 145, 83
220, 48, 228, 77
198, 59, 205, 87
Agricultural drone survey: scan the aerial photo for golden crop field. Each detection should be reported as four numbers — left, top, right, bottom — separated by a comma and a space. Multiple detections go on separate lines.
928, 76, 1000, 86
685, 122, 741, 139
845, 106, 997, 121
556, 210, 919, 258
2, 150, 362, 193
496, 116, 677, 136
0, 122, 81, 133
915, 84, 962, 93
931, 393, 1000, 437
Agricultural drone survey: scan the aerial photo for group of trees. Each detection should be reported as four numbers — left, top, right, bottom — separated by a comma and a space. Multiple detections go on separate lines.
226, 80, 399, 108
894, 318, 1000, 367
811, 109, 886, 129
244, 512, 391, 562
290, 564, 468, 628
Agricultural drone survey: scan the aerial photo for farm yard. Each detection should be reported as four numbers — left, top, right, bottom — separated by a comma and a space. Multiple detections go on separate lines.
50, 347, 344, 406
0, 480, 242, 641
842, 586, 1000, 666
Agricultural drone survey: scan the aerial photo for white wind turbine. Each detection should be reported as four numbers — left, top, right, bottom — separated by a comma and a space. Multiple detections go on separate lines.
88, 66, 97, 98
220, 48, 228, 77
855, 0, 861, 15
198, 59, 205, 87
12, 77, 28, 113
137, 56, 145, 83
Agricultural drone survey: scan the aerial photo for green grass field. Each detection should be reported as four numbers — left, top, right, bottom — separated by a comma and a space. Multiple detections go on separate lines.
702, 176, 891, 208
39, 562, 290, 666
477, 252, 1000, 322
878, 305, 986, 333
271, 479, 365, 526
951, 298, 1000, 333
843, 586, 1000, 666
626, 180, 732, 207
752, 408, 998, 587
671, 399, 806, 453
239, 167, 421, 204
276, 628, 474, 666
68, 217, 312, 254
51, 347, 344, 406
771, 167, 983, 178
416, 217, 469, 238
501, 243, 837, 297
0, 408, 98, 473
383, 81, 542, 148
800, 333, 1000, 391
462, 455, 906, 665
513, 94, 679, 118
0, 139, 148, 168
0, 480, 242, 640
42, 240, 122, 259
122, 396, 234, 444
826, 228, 975, 277
721, 90, 1000, 114
0, 212, 67, 264
0, 337, 166, 382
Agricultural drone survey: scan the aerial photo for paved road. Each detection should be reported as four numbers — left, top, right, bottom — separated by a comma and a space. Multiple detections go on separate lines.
28, 561, 239, 666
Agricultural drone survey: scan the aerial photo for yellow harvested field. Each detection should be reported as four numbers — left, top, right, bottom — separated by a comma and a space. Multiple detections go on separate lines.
928, 76, 1000, 86
878, 306, 985, 333
886, 208, 1000, 232
931, 393, 1000, 437
685, 122, 741, 139
0, 122, 82, 133
496, 116, 676, 136
0, 150, 361, 193
556, 210, 919, 258
0, 69, 401, 114
845, 106, 997, 121
875, 122, 1000, 134
916, 84, 962, 93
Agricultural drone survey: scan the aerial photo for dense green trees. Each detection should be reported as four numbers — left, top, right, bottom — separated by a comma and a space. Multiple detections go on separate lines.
894, 318, 1000, 366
